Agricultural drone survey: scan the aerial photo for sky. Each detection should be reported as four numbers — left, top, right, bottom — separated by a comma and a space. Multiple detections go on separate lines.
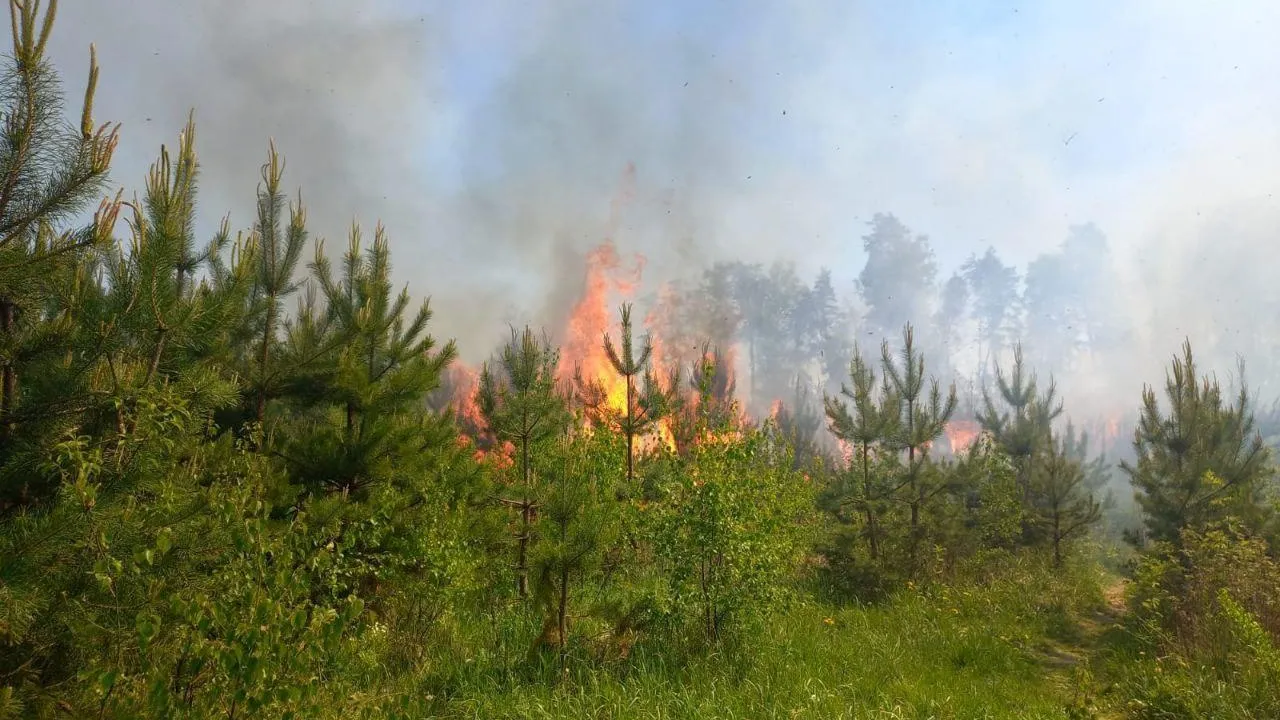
43, 0, 1280, 395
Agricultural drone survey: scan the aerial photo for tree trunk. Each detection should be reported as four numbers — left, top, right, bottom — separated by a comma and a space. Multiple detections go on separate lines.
625, 375, 634, 482
255, 297, 275, 424
1052, 511, 1063, 567
861, 444, 879, 560
557, 564, 570, 671
0, 300, 14, 439
517, 500, 530, 598
516, 436, 532, 598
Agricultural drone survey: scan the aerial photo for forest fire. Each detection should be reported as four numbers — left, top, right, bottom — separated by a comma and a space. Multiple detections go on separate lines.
442, 229, 761, 460
439, 363, 516, 469
1104, 416, 1121, 444
436, 162, 798, 460
443, 363, 484, 434
944, 419, 982, 455
443, 234, 680, 456
553, 239, 647, 417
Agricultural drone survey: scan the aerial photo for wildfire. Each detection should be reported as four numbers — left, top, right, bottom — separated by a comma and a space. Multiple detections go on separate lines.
441, 162, 759, 462
769, 399, 784, 421
835, 438, 854, 467
1104, 415, 1121, 444
943, 420, 982, 455
443, 363, 485, 435
1082, 414, 1125, 456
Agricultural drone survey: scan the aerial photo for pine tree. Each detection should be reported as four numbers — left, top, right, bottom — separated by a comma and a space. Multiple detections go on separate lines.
962, 247, 1020, 385
690, 263, 741, 353
529, 431, 618, 670
977, 344, 1063, 508
1032, 433, 1102, 566
880, 324, 957, 567
585, 303, 676, 483
1120, 341, 1271, 545
282, 223, 457, 494
773, 375, 823, 470
243, 142, 307, 429
825, 343, 901, 560
726, 262, 769, 405
0, 0, 118, 480
857, 214, 938, 342
933, 272, 968, 378
758, 262, 808, 406
1060, 421, 1112, 499
104, 118, 254, 424
477, 325, 569, 597
670, 341, 738, 455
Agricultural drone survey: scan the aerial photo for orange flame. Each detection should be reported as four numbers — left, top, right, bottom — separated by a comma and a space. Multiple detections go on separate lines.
1104, 416, 1121, 443
835, 438, 854, 467
445, 163, 758, 460
944, 420, 981, 455
444, 363, 486, 435
554, 239, 648, 420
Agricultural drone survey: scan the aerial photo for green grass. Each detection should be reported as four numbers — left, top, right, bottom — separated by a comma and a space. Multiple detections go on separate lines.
390, 554, 1110, 719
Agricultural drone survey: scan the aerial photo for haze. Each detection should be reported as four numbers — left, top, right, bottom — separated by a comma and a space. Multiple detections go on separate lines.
46, 0, 1280, 411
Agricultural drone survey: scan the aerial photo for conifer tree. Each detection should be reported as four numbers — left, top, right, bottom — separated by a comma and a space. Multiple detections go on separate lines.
773, 376, 823, 469
757, 262, 808, 406
672, 341, 737, 450
585, 302, 676, 482
825, 344, 901, 560
962, 247, 1020, 385
1060, 421, 1112, 500
688, 263, 741, 354
1033, 433, 1102, 566
977, 344, 1063, 508
880, 324, 957, 566
282, 224, 457, 494
243, 142, 307, 428
804, 268, 851, 396
477, 325, 569, 597
933, 273, 968, 377
857, 215, 938, 343
0, 0, 118, 478
529, 431, 618, 670
107, 118, 254, 413
726, 262, 769, 404
1121, 341, 1271, 544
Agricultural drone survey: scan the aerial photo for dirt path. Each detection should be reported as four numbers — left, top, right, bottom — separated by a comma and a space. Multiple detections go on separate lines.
1101, 577, 1129, 616
1035, 575, 1130, 670
1070, 577, 1132, 718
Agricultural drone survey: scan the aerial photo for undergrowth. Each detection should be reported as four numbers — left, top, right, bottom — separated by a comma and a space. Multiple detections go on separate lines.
357, 551, 1108, 720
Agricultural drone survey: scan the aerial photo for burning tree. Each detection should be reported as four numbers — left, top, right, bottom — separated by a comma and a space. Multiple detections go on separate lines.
576, 303, 678, 483
668, 342, 742, 456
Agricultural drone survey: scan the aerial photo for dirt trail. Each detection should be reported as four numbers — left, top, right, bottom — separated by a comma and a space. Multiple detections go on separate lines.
1101, 577, 1129, 616
1035, 576, 1130, 671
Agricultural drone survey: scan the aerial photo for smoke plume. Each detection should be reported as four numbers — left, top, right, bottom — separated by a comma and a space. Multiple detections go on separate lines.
46, 0, 1280, 424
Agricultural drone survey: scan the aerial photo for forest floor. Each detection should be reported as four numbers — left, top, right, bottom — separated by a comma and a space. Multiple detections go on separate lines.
1036, 576, 1129, 665
1030, 574, 1132, 718
427, 560, 1131, 719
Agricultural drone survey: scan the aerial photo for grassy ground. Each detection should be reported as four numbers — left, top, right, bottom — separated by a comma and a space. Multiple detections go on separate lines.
405, 554, 1123, 719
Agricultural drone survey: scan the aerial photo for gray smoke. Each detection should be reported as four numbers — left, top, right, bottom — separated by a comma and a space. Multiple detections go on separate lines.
45, 0, 1280, 423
